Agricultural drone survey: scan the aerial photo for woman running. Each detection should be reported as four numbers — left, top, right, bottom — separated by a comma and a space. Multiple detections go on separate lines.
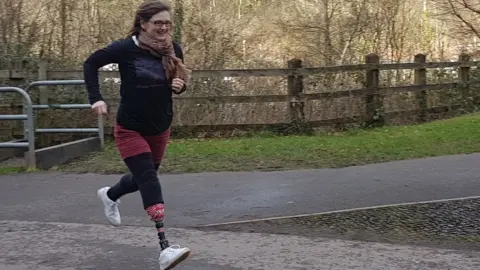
83, 1, 191, 269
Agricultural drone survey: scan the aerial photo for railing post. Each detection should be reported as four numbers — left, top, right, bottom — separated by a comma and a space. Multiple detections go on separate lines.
25, 93, 36, 169
0, 87, 36, 169
98, 114, 105, 149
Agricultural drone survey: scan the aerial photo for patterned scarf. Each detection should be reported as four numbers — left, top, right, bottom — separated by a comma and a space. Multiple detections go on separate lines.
137, 32, 190, 84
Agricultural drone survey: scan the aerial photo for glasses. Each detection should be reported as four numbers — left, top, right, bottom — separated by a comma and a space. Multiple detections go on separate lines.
150, 20, 172, 28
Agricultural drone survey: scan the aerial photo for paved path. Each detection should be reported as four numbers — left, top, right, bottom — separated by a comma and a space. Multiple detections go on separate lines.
2, 220, 480, 270
1, 153, 480, 269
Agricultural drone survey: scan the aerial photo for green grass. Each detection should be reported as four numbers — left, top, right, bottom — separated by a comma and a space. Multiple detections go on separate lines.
53, 113, 480, 174
0, 166, 26, 175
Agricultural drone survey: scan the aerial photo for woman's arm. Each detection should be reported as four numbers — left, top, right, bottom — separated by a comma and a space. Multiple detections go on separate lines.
83, 39, 125, 105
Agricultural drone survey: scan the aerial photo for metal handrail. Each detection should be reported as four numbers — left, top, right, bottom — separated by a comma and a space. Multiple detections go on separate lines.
0, 87, 36, 168
23, 80, 104, 148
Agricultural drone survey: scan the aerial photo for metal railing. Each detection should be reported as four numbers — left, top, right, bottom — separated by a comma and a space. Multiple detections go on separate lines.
0, 87, 36, 168
0, 80, 105, 169
24, 80, 104, 148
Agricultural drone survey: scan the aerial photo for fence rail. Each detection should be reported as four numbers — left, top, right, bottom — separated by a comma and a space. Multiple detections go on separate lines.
1, 53, 479, 137
1, 60, 479, 80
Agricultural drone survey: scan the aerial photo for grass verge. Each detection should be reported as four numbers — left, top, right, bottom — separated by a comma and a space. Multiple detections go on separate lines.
0, 166, 25, 175
53, 113, 480, 174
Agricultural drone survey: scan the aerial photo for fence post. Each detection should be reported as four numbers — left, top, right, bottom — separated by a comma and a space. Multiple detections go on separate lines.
459, 53, 470, 83
414, 54, 427, 122
458, 53, 472, 109
364, 53, 383, 127
10, 59, 26, 80
287, 59, 306, 126
38, 60, 49, 104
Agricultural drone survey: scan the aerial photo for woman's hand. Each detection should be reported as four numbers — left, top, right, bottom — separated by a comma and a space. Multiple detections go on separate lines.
172, 78, 185, 94
91, 100, 108, 115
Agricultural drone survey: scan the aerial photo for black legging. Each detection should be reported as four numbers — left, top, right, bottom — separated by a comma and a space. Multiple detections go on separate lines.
107, 152, 163, 208
106, 152, 170, 249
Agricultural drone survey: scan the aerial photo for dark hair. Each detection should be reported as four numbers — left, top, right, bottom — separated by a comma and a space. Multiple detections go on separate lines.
128, 0, 172, 37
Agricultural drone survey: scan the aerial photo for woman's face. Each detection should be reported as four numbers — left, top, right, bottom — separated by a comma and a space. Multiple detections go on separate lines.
141, 10, 172, 40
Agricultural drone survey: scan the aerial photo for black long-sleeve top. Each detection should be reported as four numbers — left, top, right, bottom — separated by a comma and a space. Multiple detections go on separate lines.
83, 36, 185, 136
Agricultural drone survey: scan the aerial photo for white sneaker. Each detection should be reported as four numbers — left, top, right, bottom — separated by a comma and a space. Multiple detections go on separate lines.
158, 245, 191, 270
96, 187, 121, 226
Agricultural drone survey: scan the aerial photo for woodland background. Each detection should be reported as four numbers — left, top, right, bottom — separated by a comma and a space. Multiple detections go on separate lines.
2, 0, 480, 140
3, 0, 480, 69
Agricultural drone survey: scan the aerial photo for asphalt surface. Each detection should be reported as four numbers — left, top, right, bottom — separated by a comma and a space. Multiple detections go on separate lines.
2, 153, 480, 228
2, 153, 480, 269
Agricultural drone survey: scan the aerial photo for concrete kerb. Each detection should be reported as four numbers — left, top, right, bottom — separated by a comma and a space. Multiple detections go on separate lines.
0, 139, 27, 162
196, 195, 480, 228
29, 137, 101, 170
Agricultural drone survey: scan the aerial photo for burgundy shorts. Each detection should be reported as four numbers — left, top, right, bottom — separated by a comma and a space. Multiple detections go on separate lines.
114, 122, 171, 165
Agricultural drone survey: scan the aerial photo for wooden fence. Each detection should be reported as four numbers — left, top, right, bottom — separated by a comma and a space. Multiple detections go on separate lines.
1, 53, 480, 138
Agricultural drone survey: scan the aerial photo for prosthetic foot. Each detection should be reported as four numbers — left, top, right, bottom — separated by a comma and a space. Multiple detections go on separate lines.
147, 204, 191, 270
158, 245, 191, 270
